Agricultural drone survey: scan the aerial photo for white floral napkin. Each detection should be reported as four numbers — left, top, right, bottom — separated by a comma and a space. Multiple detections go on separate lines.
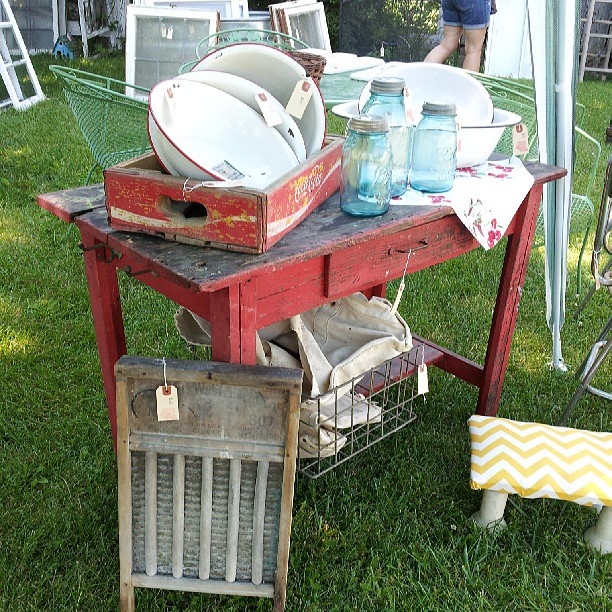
391, 156, 535, 250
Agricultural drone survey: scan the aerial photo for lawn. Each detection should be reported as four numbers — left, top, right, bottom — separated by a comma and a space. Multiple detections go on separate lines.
0, 52, 610, 610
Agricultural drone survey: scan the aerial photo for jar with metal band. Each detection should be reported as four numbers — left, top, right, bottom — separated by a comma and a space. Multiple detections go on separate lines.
410, 102, 457, 193
340, 114, 392, 218
361, 76, 412, 197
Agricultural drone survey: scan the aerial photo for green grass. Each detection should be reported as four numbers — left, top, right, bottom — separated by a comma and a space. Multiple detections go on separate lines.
0, 53, 611, 610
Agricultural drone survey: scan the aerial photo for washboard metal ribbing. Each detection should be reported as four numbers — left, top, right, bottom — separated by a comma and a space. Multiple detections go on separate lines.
116, 356, 303, 611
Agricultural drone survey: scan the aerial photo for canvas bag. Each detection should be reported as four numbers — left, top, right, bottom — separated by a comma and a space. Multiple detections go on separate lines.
175, 293, 412, 402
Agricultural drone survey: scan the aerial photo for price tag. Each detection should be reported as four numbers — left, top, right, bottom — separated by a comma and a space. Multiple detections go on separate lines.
403, 87, 415, 124
380, 44, 385, 58
417, 364, 429, 396
285, 79, 312, 120
455, 119, 462, 154
512, 123, 530, 156
166, 26, 173, 40
165, 85, 178, 113
255, 92, 282, 127
156, 385, 179, 421
161, 24, 167, 38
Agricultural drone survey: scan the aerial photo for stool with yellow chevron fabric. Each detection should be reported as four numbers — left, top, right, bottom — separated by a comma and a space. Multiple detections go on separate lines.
468, 415, 612, 554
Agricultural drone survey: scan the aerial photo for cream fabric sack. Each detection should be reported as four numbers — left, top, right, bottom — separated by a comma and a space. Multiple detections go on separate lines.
174, 293, 412, 402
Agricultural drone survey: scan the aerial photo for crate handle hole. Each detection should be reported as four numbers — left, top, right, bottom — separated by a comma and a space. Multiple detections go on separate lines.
158, 196, 208, 225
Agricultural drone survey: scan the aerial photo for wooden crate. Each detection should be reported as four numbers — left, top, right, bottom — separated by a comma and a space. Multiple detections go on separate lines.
115, 356, 303, 611
104, 137, 343, 254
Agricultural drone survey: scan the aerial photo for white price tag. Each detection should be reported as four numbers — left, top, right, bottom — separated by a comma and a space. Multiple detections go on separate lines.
166, 26, 173, 40
417, 364, 429, 396
156, 385, 179, 421
403, 87, 415, 124
512, 123, 530, 156
455, 119, 462, 154
165, 85, 178, 113
285, 79, 313, 120
255, 92, 282, 127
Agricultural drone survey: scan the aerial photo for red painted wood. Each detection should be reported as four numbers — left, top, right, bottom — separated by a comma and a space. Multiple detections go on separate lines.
36, 184, 106, 223
210, 285, 241, 363
325, 217, 478, 299
239, 278, 258, 365
80, 234, 127, 448
38, 158, 566, 446
104, 138, 342, 254
354, 341, 445, 396
476, 183, 544, 416
412, 335, 484, 387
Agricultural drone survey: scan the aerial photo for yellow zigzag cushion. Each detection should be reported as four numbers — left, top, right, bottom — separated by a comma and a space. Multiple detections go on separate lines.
469, 415, 612, 507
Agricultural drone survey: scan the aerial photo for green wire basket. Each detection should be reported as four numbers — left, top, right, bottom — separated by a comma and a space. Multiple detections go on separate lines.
50, 65, 152, 183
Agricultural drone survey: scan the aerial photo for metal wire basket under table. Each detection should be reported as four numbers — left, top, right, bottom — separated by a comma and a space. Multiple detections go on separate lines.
297, 346, 423, 479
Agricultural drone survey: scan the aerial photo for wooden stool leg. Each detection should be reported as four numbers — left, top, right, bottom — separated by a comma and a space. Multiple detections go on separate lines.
471, 490, 508, 532
584, 506, 612, 555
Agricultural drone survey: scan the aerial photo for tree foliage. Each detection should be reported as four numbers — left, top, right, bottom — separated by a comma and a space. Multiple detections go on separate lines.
250, 1, 441, 58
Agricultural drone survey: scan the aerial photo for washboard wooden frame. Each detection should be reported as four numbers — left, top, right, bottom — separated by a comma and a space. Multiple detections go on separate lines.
116, 356, 302, 611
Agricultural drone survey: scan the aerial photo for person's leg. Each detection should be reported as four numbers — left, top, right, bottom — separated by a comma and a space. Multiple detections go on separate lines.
424, 25, 463, 64
458, 0, 490, 71
462, 26, 487, 71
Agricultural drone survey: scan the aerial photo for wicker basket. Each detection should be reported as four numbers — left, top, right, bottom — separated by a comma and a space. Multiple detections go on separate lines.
287, 50, 327, 86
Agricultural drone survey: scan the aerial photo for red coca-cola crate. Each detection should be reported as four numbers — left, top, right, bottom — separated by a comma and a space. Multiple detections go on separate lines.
103, 137, 342, 254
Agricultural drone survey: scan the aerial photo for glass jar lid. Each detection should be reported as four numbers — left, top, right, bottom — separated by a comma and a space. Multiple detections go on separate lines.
421, 102, 457, 116
370, 76, 405, 95
347, 113, 389, 133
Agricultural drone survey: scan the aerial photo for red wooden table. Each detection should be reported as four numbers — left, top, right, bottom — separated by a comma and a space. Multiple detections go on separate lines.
38, 160, 564, 445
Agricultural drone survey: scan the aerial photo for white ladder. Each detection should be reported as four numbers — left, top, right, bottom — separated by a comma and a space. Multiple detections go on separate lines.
579, 0, 612, 81
0, 0, 45, 110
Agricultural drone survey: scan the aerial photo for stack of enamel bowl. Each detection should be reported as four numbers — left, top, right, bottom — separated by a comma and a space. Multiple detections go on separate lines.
148, 43, 327, 190
332, 62, 520, 168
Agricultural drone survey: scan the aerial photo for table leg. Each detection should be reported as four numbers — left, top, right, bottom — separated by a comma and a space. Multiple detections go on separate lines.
477, 183, 544, 416
209, 279, 258, 365
80, 235, 127, 446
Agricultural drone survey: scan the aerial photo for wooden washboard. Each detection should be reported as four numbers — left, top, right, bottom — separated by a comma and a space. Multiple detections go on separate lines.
115, 356, 303, 611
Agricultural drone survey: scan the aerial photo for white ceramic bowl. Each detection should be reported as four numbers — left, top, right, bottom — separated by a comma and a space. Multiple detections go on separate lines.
457, 108, 521, 167
176, 70, 307, 164
192, 43, 326, 157
149, 79, 299, 189
358, 62, 494, 126
147, 111, 181, 175
332, 103, 520, 168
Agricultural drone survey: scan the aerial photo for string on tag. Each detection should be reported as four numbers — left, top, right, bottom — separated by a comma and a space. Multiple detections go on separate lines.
182, 177, 244, 201
162, 356, 169, 392
390, 249, 412, 316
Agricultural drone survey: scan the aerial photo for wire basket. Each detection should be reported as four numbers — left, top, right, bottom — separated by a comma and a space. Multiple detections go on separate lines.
297, 345, 422, 478
287, 50, 327, 86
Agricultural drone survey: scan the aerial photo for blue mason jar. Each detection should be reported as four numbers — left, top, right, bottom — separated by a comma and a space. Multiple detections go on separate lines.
361, 76, 412, 197
340, 114, 392, 218
410, 102, 457, 193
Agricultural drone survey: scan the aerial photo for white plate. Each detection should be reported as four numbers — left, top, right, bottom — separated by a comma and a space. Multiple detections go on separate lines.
149, 79, 299, 189
147, 111, 182, 176
192, 43, 326, 157
177, 70, 307, 164
358, 62, 494, 127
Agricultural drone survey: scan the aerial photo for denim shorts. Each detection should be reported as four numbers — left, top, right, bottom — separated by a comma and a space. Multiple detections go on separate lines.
442, 0, 491, 29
